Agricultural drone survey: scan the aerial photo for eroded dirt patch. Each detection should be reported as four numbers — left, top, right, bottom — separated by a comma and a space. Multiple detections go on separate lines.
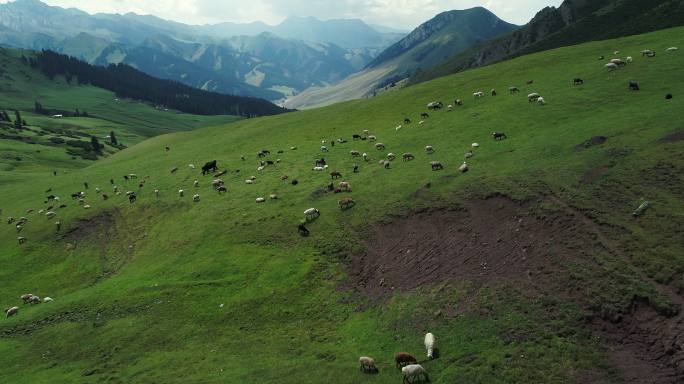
659, 129, 684, 143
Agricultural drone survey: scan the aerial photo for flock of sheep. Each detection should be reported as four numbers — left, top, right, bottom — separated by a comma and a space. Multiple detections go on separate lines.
359, 332, 435, 382
4, 293, 52, 318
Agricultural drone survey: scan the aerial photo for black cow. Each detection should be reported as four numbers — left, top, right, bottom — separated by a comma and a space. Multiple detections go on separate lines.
202, 160, 218, 175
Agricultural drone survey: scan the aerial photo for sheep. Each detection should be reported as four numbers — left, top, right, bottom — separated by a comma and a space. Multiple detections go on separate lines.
666, 47, 678, 52
430, 161, 444, 171
464, 151, 473, 159
447, 105, 453, 111
5, 307, 19, 318
387, 153, 396, 161
290, 146, 297, 151
629, 81, 640, 91
491, 89, 497, 96
614, 50, 620, 55
7, 217, 14, 225
312, 166, 325, 172
375, 143, 385, 150
610, 58, 626, 67
192, 194, 200, 203
472, 143, 480, 148
626, 56, 633, 63
83, 204, 91, 209
339, 182, 351, 191
46, 211, 56, 219
28, 295, 41, 305
255, 197, 266, 203
246, 179, 255, 184
605, 63, 619, 71
425, 146, 434, 154
102, 193, 109, 201
193, 180, 200, 187
641, 49, 656, 57
257, 166, 265, 172
55, 221, 61, 232
459, 162, 469, 173
155, 189, 160, 198
16, 224, 23, 233
473, 91, 485, 98
424, 333, 436, 359
350, 150, 361, 157
43, 297, 53, 303
454, 99, 463, 106
269, 194, 278, 200
509, 87, 520, 94
368, 135, 377, 142
217, 186, 228, 194
170, 167, 179, 174
359, 356, 377, 373
418, 120, 425, 125
395, 125, 402, 131
18, 236, 28, 244
492, 132, 507, 140
339, 197, 355, 210
402, 364, 429, 383
362, 153, 369, 161
304, 208, 320, 221
20, 294, 34, 304
330, 171, 342, 179
188, 164, 196, 169
179, 189, 184, 197
321, 146, 328, 152
394, 352, 418, 369
537, 97, 546, 105
527, 93, 541, 102
249, 176, 257, 181
212, 179, 224, 188
402, 153, 415, 161
128, 174, 138, 179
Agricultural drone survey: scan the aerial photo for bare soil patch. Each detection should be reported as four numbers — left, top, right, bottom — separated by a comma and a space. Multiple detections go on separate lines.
659, 129, 684, 143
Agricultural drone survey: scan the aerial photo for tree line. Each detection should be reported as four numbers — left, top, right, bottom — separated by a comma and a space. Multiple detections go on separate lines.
29, 51, 289, 117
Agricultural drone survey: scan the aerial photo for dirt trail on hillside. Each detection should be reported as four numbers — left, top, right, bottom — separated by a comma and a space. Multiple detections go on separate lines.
347, 194, 683, 383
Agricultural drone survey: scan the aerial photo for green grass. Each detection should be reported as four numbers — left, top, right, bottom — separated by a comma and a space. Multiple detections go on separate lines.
1, 26, 683, 383
0, 47, 241, 175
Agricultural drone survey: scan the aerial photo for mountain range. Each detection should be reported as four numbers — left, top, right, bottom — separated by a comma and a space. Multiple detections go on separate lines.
0, 0, 404, 101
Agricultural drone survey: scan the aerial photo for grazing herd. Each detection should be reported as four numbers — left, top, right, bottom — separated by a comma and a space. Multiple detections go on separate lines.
357, 332, 436, 382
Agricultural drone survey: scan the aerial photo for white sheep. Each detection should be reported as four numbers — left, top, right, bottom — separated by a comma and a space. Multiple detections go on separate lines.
46, 211, 56, 219
473, 91, 484, 98
425, 145, 434, 154
537, 97, 546, 105
666, 47, 678, 52
188, 164, 196, 169
245, 179, 254, 184
447, 105, 453, 111
95, 187, 101, 194
605, 63, 618, 71
363, 129, 369, 134
472, 143, 480, 148
464, 151, 473, 159
402, 364, 429, 383
179, 189, 184, 197
257, 166, 265, 172
387, 153, 396, 161
527, 93, 541, 102
192, 194, 200, 202
43, 297, 53, 303
418, 120, 425, 125
375, 143, 385, 150
304, 208, 320, 221
368, 135, 377, 142
321, 146, 328, 152
193, 180, 200, 187
83, 205, 91, 209
395, 125, 402, 131
626, 56, 633, 63
255, 197, 266, 203
155, 189, 160, 198
362, 153, 369, 161
312, 166, 325, 172
425, 333, 436, 359
269, 194, 278, 200
5, 306, 19, 318
459, 162, 469, 173
359, 356, 377, 373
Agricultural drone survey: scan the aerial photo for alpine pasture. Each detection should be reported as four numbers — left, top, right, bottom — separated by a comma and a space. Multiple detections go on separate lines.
1, 26, 683, 383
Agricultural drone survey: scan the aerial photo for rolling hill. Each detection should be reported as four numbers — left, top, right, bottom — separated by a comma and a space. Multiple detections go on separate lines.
284, 7, 518, 109
1, 25, 684, 384
0, 47, 241, 173
414, 0, 684, 84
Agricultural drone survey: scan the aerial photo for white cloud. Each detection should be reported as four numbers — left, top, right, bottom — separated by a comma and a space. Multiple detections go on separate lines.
0, 0, 564, 28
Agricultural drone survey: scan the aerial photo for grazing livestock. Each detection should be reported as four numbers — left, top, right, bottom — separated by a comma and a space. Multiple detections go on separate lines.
387, 153, 396, 161
526, 80, 534, 85
626, 56, 633, 63
454, 99, 463, 106
573, 78, 584, 86
339, 182, 351, 191
128, 192, 137, 204
304, 208, 320, 221
632, 201, 651, 217
178, 189, 184, 197
43, 297, 53, 303
465, 151, 474, 159
430, 161, 444, 171
421, 113, 429, 119
321, 146, 329, 152
666, 47, 678, 52
255, 197, 266, 203
404, 118, 411, 124
189, 164, 196, 170
353, 164, 360, 173
192, 194, 200, 203
629, 81, 640, 91
472, 143, 480, 148
528, 93, 541, 102
473, 91, 485, 98
447, 105, 453, 111
402, 153, 415, 161
426, 101, 443, 110
350, 150, 361, 158
537, 97, 546, 105
5, 307, 19, 318
425, 146, 434, 154
610, 58, 626, 67
298, 223, 309, 236
402, 364, 429, 383
7, 217, 14, 225
368, 135, 377, 142
359, 356, 377, 373
291, 179, 299, 186
459, 162, 469, 173
269, 194, 279, 200
129, 174, 138, 179
217, 186, 228, 194
395, 352, 418, 369
491, 89, 497, 96
605, 63, 618, 71
509, 87, 520, 94
379, 160, 391, 169
339, 197, 355, 210
18, 237, 27, 244
28, 295, 41, 305
418, 120, 425, 125
492, 132, 507, 140
201, 161, 218, 175
312, 166, 326, 172
46, 211, 56, 220
330, 171, 342, 179
666, 94, 673, 100
55, 221, 61, 232
212, 179, 225, 189
395, 125, 402, 131
21, 294, 34, 304
362, 153, 369, 162
154, 189, 160, 198
641, 49, 656, 57
353, 134, 363, 140
375, 143, 385, 150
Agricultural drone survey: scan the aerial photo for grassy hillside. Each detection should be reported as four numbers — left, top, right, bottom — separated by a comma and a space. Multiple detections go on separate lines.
1, 26, 683, 384
0, 47, 240, 174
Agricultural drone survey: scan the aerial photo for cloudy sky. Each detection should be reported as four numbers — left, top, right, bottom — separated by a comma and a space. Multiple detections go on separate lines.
4, 0, 564, 28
